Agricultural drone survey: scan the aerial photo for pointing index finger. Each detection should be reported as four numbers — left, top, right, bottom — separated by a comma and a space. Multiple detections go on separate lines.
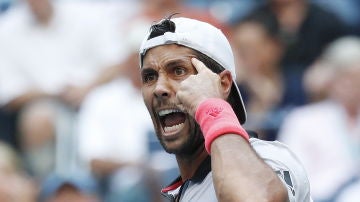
191, 58, 209, 74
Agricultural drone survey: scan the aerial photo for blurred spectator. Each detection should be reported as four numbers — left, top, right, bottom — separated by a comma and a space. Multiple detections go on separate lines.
254, 0, 350, 69
39, 171, 100, 202
231, 11, 286, 140
244, 0, 351, 116
278, 36, 360, 202
77, 18, 176, 202
77, 18, 151, 179
0, 0, 123, 181
0, 140, 37, 202
0, 0, 123, 110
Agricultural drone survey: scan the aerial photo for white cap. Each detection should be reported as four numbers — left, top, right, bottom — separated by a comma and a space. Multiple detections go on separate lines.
139, 17, 246, 124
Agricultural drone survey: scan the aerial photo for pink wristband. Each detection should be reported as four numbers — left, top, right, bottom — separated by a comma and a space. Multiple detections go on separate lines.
195, 98, 249, 153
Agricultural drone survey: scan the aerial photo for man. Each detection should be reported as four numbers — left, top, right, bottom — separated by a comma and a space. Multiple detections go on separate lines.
0, 0, 122, 180
139, 16, 312, 201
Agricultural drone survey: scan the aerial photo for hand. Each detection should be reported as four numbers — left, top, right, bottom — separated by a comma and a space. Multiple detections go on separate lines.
177, 58, 224, 117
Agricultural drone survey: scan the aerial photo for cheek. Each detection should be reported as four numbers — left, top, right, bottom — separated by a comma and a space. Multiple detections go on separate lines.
141, 86, 152, 102
141, 88, 157, 119
141, 89, 153, 111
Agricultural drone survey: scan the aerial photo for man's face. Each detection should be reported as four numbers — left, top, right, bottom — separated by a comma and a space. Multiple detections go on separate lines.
233, 22, 282, 74
141, 44, 204, 155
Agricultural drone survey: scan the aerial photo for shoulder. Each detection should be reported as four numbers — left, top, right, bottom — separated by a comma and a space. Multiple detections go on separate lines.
250, 138, 305, 173
250, 138, 313, 202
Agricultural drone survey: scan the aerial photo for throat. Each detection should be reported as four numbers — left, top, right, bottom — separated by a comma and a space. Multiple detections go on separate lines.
176, 150, 209, 181
163, 112, 186, 127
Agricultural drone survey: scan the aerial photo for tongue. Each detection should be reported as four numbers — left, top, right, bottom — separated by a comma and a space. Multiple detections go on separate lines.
164, 113, 186, 127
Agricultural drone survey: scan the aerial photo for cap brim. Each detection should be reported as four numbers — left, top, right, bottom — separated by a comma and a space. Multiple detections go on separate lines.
230, 81, 247, 124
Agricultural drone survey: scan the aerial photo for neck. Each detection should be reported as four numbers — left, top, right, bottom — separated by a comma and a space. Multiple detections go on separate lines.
176, 147, 208, 181
31, 3, 54, 26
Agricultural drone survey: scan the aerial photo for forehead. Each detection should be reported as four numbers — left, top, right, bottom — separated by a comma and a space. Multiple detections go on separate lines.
233, 23, 268, 43
142, 44, 196, 68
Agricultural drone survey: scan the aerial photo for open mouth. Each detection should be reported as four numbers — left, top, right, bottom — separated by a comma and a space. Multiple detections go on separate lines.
158, 108, 186, 134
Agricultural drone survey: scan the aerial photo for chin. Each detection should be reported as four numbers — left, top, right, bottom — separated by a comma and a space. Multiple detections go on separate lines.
159, 123, 204, 156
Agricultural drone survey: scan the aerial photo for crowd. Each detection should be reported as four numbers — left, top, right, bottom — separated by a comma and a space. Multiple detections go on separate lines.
0, 0, 359, 201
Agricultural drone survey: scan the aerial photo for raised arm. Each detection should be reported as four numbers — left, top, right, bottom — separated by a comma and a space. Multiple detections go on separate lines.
178, 58, 288, 202
211, 135, 288, 202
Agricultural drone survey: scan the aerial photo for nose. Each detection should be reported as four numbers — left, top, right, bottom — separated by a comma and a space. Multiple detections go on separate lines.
153, 74, 171, 99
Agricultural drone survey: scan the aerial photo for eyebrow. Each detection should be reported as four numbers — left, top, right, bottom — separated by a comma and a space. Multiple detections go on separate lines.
166, 60, 187, 68
140, 67, 155, 74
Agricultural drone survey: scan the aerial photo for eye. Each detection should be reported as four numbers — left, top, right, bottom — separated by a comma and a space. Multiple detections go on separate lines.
174, 67, 186, 76
142, 70, 157, 84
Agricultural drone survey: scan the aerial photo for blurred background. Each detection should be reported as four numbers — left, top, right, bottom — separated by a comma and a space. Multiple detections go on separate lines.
0, 0, 359, 201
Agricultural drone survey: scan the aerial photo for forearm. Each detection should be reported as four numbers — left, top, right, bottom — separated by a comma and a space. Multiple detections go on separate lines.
88, 64, 123, 89
211, 135, 288, 202
5, 90, 52, 110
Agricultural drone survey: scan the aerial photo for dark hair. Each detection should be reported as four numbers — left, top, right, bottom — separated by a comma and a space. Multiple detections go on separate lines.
193, 51, 238, 110
146, 15, 225, 74
148, 14, 177, 40
234, 10, 281, 40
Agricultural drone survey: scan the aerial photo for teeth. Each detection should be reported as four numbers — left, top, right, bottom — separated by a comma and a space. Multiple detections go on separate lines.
158, 109, 182, 116
164, 123, 184, 133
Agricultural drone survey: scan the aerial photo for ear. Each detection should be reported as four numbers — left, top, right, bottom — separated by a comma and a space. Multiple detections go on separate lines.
219, 70, 233, 98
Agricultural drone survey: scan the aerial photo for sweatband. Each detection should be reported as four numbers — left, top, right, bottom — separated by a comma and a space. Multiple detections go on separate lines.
195, 98, 249, 153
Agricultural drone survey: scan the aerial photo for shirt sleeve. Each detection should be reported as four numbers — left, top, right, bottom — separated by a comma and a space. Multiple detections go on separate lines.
250, 138, 313, 202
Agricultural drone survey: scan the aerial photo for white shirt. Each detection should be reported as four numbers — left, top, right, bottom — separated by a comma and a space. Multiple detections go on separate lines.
162, 138, 313, 202
0, 2, 123, 105
77, 79, 153, 166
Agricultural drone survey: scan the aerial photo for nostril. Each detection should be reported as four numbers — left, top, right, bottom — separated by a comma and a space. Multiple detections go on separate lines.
154, 91, 169, 98
154, 84, 170, 99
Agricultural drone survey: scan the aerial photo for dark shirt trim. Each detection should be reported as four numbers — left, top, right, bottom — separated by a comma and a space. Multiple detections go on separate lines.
161, 176, 183, 193
161, 155, 212, 199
